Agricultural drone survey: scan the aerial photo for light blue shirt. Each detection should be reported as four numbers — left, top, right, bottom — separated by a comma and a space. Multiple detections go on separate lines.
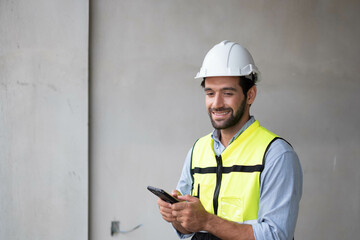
176, 117, 303, 240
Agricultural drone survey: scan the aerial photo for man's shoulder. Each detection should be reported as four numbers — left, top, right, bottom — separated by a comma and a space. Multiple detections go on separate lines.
264, 137, 298, 168
257, 123, 293, 152
269, 138, 293, 152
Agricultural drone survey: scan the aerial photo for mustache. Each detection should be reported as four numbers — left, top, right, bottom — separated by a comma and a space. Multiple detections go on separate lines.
209, 107, 233, 112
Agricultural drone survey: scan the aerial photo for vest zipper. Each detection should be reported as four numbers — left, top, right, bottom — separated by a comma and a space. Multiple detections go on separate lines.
213, 155, 223, 215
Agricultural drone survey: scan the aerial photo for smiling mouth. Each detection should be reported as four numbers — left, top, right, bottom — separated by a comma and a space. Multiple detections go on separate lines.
210, 108, 232, 118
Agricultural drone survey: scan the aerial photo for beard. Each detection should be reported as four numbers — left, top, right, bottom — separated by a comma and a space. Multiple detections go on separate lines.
208, 99, 246, 130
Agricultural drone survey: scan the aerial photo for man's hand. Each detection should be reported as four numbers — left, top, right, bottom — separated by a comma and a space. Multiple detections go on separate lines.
157, 190, 192, 234
157, 190, 181, 223
171, 194, 210, 233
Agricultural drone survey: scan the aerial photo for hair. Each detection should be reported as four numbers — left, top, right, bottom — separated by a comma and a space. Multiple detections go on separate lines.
200, 74, 256, 97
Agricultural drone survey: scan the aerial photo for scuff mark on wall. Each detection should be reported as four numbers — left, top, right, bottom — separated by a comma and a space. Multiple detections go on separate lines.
47, 84, 57, 92
67, 99, 74, 114
16, 81, 35, 87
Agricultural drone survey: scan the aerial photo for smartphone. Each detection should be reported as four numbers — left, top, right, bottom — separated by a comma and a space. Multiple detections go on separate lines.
147, 186, 179, 204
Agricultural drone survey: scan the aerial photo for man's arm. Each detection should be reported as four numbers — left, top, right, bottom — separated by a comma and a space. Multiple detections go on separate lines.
252, 139, 303, 239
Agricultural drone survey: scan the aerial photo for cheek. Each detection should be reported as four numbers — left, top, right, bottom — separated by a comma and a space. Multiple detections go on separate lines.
228, 97, 244, 109
205, 98, 212, 109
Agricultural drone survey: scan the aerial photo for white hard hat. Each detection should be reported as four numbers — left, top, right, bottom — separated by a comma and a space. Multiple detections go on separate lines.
195, 40, 260, 82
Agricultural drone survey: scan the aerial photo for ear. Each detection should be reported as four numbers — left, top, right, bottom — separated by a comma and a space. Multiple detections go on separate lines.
247, 85, 257, 105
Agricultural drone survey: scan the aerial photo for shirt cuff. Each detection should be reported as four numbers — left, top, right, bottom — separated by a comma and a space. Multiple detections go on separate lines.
174, 227, 194, 239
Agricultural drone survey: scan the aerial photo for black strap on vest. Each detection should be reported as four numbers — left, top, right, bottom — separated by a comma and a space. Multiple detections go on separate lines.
191, 164, 264, 175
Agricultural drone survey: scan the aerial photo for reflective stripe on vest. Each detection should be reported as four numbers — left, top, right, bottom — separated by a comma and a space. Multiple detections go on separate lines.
190, 120, 278, 223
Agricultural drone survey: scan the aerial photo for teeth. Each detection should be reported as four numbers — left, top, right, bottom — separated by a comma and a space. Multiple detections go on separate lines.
213, 111, 229, 116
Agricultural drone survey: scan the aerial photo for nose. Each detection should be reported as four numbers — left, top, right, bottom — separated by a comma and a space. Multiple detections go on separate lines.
212, 93, 225, 109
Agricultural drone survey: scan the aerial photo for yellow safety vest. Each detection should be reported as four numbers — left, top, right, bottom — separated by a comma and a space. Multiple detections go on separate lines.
190, 120, 278, 223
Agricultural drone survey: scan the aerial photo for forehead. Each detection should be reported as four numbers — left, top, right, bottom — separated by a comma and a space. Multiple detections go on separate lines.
204, 76, 240, 89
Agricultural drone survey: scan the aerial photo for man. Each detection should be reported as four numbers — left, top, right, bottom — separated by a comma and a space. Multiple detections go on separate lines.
157, 40, 302, 240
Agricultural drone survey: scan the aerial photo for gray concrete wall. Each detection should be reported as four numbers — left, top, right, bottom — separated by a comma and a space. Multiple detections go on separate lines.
90, 0, 360, 240
0, 1, 88, 240
2, 0, 359, 240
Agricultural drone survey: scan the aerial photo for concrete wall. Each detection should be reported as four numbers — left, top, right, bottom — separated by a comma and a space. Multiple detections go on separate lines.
2, 0, 359, 240
90, 0, 360, 240
0, 1, 88, 240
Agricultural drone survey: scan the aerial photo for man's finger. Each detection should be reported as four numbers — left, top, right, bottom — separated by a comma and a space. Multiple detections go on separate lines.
171, 201, 188, 211
157, 198, 172, 208
177, 194, 199, 202
171, 190, 181, 197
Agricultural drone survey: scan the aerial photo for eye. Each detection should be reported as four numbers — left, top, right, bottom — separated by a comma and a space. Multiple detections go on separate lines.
205, 91, 214, 97
224, 92, 234, 96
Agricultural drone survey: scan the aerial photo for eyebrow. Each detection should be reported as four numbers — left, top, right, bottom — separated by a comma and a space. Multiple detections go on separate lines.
204, 87, 237, 92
